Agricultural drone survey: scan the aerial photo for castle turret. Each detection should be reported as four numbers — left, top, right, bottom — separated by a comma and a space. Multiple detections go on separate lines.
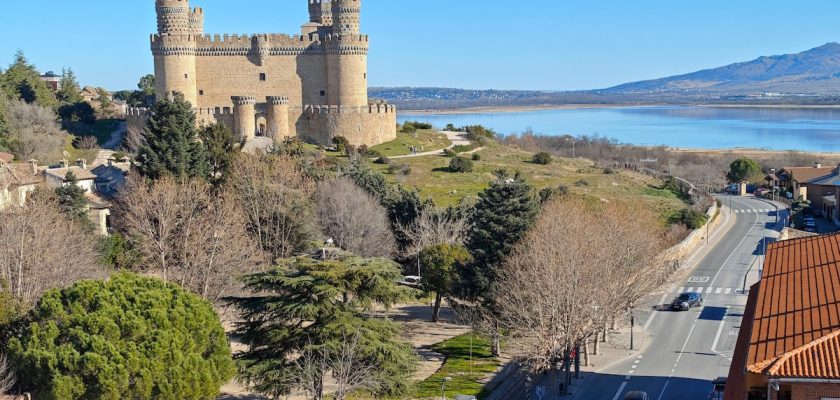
326, 0, 368, 107
152, 0, 198, 105
266, 96, 291, 142
189, 7, 204, 35
156, 0, 192, 35
331, 0, 360, 34
309, 0, 333, 25
232, 96, 257, 142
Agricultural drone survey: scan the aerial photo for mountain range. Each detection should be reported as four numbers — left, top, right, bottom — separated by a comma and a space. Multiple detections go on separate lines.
372, 43, 840, 110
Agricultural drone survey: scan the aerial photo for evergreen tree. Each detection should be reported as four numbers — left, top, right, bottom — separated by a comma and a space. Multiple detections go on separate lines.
199, 122, 237, 186
56, 68, 82, 104
7, 273, 236, 400
136, 94, 208, 180
0, 51, 56, 108
420, 244, 472, 322
229, 254, 417, 399
462, 170, 539, 300
55, 171, 91, 228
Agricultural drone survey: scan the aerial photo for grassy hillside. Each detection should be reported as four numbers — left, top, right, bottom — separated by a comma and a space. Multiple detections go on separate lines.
372, 140, 688, 223
370, 129, 452, 157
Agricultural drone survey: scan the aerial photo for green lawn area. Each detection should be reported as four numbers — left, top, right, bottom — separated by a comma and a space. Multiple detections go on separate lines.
372, 141, 689, 224
415, 333, 500, 399
370, 130, 452, 157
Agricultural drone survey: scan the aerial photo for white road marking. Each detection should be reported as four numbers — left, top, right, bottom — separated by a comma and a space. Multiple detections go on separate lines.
656, 320, 698, 400
611, 381, 629, 400
706, 286, 713, 294
656, 380, 671, 400
687, 287, 694, 293
725, 288, 732, 295
711, 307, 730, 354
715, 288, 723, 294
709, 199, 761, 287
678, 287, 685, 292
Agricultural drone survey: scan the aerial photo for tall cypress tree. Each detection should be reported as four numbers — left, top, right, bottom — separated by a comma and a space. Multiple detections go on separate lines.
55, 171, 92, 229
136, 94, 208, 180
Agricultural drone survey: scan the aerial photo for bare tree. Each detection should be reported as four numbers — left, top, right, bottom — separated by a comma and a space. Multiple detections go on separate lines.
290, 334, 381, 400
114, 176, 181, 283
228, 153, 317, 260
314, 178, 396, 258
397, 206, 469, 258
5, 101, 67, 163
0, 192, 103, 306
115, 176, 264, 301
494, 197, 666, 380
0, 353, 15, 394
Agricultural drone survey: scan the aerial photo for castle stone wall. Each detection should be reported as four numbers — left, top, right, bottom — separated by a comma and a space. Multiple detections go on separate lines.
297, 104, 396, 146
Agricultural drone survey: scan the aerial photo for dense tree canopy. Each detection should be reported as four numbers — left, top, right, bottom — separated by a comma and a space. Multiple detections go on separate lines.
136, 94, 208, 180
6, 273, 236, 400
420, 244, 472, 322
229, 255, 416, 399
728, 157, 762, 183
0, 51, 56, 108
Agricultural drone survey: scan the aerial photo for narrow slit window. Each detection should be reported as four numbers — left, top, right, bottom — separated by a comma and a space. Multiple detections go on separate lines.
259, 73, 267, 81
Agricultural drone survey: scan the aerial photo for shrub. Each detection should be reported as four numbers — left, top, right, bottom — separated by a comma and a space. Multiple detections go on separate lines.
403, 120, 432, 130
449, 156, 474, 173
472, 153, 481, 161
374, 156, 392, 165
332, 135, 350, 153
532, 152, 553, 165
111, 151, 127, 162
452, 144, 478, 153
443, 148, 457, 157
401, 123, 417, 134
7, 273, 236, 399
388, 163, 412, 176
603, 167, 616, 174
678, 208, 709, 230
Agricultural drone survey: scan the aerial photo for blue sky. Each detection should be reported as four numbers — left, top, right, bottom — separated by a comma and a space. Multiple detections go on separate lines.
0, 1, 838, 91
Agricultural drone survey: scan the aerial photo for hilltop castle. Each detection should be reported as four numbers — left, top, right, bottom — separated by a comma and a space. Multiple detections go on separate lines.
127, 0, 396, 147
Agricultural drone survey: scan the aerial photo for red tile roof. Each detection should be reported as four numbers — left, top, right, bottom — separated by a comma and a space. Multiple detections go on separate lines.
724, 282, 760, 399
746, 232, 840, 379
781, 166, 837, 185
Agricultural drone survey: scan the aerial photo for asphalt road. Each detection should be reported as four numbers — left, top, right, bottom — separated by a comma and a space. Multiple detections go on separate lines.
571, 195, 786, 400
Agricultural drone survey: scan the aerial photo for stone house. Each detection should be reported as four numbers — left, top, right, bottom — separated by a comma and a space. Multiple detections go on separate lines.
0, 161, 44, 210
43, 159, 96, 193
725, 232, 840, 400
802, 166, 840, 219
776, 164, 836, 200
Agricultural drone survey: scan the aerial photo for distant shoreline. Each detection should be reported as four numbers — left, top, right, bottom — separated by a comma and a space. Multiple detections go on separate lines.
398, 103, 840, 115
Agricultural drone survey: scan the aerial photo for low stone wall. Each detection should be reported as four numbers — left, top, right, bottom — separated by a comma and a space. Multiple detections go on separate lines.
662, 200, 722, 269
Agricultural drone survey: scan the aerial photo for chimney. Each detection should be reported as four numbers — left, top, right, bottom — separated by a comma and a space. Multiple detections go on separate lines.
28, 159, 37, 176
76, 158, 87, 170
816, 162, 823, 169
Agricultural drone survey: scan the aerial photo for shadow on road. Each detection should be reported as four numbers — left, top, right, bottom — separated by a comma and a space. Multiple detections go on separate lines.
549, 372, 718, 400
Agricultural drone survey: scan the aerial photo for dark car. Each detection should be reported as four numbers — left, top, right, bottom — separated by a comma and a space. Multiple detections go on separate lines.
624, 391, 649, 400
671, 292, 703, 311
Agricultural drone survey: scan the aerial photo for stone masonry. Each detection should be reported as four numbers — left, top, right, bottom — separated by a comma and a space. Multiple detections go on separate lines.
127, 0, 396, 147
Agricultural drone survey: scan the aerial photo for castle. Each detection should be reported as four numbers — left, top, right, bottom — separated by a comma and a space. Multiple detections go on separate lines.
127, 0, 396, 147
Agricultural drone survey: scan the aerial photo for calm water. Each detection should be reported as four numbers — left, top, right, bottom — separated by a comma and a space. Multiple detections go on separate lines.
398, 106, 840, 152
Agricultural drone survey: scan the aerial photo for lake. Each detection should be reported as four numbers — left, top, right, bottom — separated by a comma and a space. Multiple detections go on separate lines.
398, 106, 840, 152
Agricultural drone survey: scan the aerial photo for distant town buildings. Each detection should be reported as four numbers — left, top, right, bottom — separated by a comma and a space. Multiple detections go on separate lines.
39, 71, 60, 91
726, 232, 840, 399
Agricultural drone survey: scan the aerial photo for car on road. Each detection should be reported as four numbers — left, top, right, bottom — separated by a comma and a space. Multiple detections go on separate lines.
624, 391, 649, 400
670, 292, 703, 311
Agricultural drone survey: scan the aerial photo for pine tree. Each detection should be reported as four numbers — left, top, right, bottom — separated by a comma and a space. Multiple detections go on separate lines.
199, 122, 237, 186
0, 51, 56, 108
462, 170, 539, 299
55, 171, 92, 228
136, 94, 208, 180
56, 68, 82, 104
229, 254, 417, 399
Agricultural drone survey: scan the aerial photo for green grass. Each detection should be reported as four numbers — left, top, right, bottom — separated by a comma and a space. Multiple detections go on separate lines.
415, 333, 500, 399
371, 141, 689, 223
370, 130, 452, 157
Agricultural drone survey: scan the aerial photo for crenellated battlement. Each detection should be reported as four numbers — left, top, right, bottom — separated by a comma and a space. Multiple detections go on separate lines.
126, 107, 150, 117
303, 104, 396, 114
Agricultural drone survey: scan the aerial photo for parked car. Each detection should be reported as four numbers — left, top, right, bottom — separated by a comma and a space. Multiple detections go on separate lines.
671, 292, 703, 311
399, 275, 422, 288
624, 391, 649, 400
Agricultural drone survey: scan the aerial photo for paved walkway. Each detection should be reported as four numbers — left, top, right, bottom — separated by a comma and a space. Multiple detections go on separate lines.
390, 131, 479, 159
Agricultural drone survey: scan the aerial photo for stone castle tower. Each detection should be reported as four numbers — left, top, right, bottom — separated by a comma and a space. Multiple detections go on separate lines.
127, 0, 396, 147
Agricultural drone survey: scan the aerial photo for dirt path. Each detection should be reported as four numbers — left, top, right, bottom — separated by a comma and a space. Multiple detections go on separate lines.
390, 131, 482, 159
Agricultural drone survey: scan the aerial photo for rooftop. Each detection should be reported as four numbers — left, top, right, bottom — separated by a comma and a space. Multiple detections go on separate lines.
44, 166, 96, 181
746, 232, 840, 379
779, 166, 837, 184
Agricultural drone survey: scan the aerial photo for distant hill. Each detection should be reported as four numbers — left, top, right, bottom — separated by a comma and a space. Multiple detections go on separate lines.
374, 43, 840, 110
605, 43, 840, 95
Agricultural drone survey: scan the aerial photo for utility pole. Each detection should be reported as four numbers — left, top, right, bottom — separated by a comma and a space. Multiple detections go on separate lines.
629, 309, 635, 350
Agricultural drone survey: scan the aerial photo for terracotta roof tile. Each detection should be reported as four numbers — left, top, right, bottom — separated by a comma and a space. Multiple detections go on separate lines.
746, 232, 840, 379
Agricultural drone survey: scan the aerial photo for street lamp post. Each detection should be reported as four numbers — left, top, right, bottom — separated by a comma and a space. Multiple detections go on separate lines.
629, 307, 635, 350
565, 137, 576, 158
441, 376, 452, 400
525, 376, 532, 400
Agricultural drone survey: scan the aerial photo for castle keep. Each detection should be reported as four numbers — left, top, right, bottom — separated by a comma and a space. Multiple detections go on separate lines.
128, 0, 396, 147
